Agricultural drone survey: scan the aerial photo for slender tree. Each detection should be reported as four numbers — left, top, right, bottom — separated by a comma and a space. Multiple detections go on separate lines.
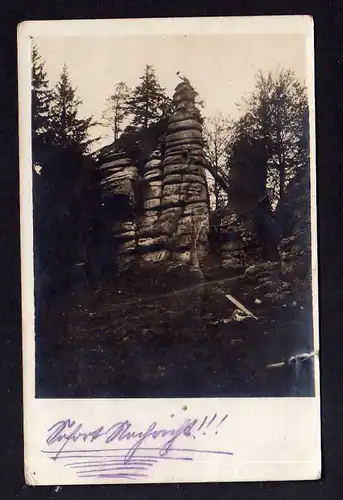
101, 81, 131, 142
127, 65, 171, 129
49, 64, 97, 153
31, 43, 52, 147
203, 113, 232, 209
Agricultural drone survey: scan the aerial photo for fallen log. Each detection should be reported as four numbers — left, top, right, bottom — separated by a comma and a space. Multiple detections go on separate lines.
224, 293, 258, 320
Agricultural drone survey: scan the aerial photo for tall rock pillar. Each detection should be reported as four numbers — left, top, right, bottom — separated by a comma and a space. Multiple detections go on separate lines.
158, 79, 210, 265
137, 150, 168, 263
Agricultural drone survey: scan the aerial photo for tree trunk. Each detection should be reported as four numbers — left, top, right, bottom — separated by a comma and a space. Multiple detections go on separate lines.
204, 161, 231, 197
144, 99, 149, 129
279, 162, 285, 200
214, 141, 219, 209
114, 107, 118, 143
214, 181, 220, 210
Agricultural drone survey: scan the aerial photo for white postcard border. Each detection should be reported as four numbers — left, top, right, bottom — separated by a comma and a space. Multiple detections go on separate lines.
18, 16, 321, 485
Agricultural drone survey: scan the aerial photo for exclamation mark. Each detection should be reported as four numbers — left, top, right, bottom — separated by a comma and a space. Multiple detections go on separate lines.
215, 414, 228, 434
197, 416, 207, 431
206, 413, 217, 428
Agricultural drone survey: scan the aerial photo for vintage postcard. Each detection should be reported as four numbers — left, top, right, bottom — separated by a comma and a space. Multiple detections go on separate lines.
18, 16, 320, 485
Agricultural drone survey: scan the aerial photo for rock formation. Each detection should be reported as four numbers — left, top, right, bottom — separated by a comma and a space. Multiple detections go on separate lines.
98, 148, 139, 269
216, 210, 246, 271
97, 79, 210, 271
207, 135, 286, 300
208, 136, 274, 272
99, 149, 139, 205
277, 167, 311, 293
96, 77, 309, 298
137, 150, 167, 262
156, 80, 210, 265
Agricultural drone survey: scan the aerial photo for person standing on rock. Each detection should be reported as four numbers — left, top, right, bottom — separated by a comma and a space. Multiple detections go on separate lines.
176, 71, 190, 84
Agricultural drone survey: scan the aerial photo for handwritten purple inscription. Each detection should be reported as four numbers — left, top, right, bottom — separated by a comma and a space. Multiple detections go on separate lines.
42, 414, 232, 480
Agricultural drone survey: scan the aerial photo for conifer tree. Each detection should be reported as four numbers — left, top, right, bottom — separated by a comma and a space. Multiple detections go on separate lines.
49, 64, 96, 153
31, 43, 52, 147
127, 65, 171, 129
101, 81, 131, 142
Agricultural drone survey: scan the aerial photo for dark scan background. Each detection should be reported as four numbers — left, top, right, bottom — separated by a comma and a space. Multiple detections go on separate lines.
2, 0, 343, 499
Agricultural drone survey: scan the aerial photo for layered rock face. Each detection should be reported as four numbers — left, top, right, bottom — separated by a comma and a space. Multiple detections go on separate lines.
277, 168, 311, 291
209, 174, 283, 300
210, 137, 273, 273
210, 208, 245, 271
98, 148, 139, 269
156, 80, 210, 265
210, 204, 270, 277
97, 80, 210, 270
137, 150, 167, 262
99, 149, 139, 205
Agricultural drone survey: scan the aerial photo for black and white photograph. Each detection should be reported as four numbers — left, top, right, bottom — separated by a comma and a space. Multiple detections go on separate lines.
19, 16, 320, 485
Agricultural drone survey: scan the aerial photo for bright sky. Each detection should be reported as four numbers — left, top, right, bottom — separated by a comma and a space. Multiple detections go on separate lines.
34, 34, 308, 150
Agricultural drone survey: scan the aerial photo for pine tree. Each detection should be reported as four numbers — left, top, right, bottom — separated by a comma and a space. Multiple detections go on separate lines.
31, 43, 52, 146
49, 64, 96, 153
101, 81, 131, 143
127, 65, 171, 129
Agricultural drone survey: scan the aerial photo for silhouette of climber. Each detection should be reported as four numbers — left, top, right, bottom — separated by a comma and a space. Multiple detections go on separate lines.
176, 71, 190, 84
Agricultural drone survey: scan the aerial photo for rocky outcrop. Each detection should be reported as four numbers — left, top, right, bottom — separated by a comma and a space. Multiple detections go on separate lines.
98, 148, 139, 269
99, 149, 139, 206
210, 202, 272, 276
156, 80, 210, 265
277, 168, 311, 294
209, 135, 277, 274
209, 208, 245, 272
97, 79, 210, 271
236, 167, 311, 305
97, 79, 310, 291
137, 150, 167, 262
209, 195, 283, 302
